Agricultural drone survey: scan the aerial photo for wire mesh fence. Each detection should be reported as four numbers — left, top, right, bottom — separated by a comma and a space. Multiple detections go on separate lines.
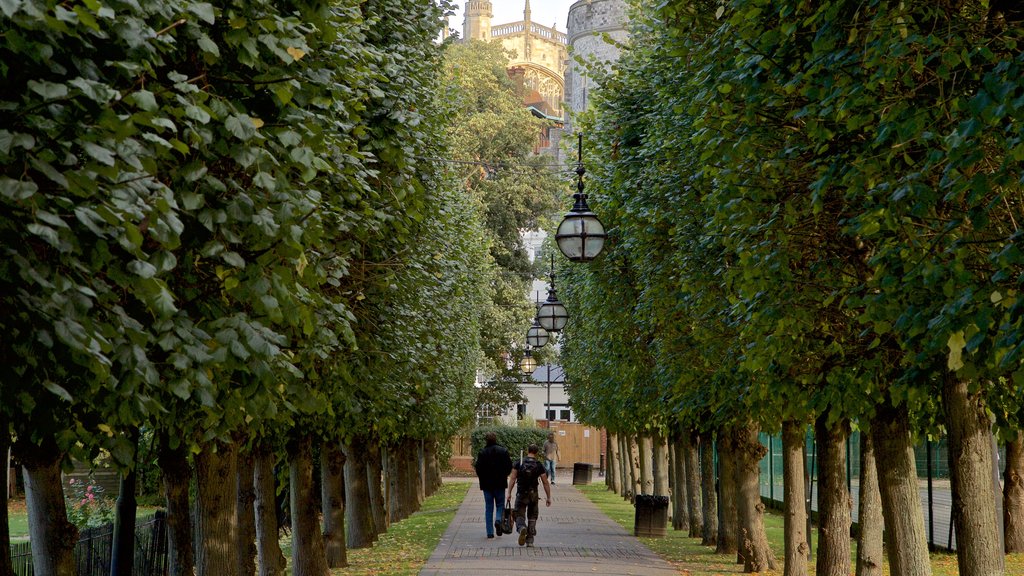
10, 510, 168, 576
756, 430, 1006, 552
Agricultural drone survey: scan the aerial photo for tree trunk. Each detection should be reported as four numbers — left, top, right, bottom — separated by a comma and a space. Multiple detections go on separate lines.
159, 437, 194, 576
195, 441, 240, 576
366, 438, 387, 537
716, 431, 739, 555
607, 433, 619, 493
871, 401, 932, 576
815, 414, 851, 576
653, 431, 670, 496
639, 434, 654, 495
237, 446, 257, 575
416, 440, 426, 506
345, 440, 375, 548
289, 434, 328, 576
733, 423, 778, 572
856, 429, 884, 576
782, 420, 809, 576
621, 434, 633, 499
387, 444, 403, 523
423, 438, 441, 496
943, 373, 1004, 576
700, 430, 719, 546
410, 439, 424, 512
0, 423, 11, 576
254, 442, 285, 576
398, 440, 417, 518
18, 438, 76, 576
321, 441, 347, 567
111, 462, 139, 576
1005, 434, 1024, 552
671, 432, 689, 531
685, 430, 703, 538
629, 434, 641, 500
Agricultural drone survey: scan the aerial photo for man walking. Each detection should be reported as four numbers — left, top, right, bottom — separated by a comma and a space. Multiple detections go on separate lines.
475, 432, 513, 538
543, 432, 560, 484
506, 444, 552, 547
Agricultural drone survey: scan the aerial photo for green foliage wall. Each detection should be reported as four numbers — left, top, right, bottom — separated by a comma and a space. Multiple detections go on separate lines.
469, 426, 549, 466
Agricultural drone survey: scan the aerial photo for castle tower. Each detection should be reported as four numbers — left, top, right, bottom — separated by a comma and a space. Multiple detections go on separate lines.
463, 0, 493, 41
565, 0, 629, 133
523, 0, 532, 61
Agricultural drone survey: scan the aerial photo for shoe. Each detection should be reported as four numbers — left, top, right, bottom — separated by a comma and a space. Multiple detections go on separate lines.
487, 534, 494, 539
518, 527, 528, 546
526, 542, 534, 548
495, 521, 503, 536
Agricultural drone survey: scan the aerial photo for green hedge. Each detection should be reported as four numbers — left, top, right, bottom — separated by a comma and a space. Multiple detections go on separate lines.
470, 426, 549, 467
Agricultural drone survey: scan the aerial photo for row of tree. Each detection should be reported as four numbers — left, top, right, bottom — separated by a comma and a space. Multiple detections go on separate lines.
0, 2, 559, 575
561, 2, 1023, 576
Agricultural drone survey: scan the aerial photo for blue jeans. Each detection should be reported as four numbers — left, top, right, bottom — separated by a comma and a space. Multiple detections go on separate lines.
545, 459, 556, 483
482, 488, 505, 536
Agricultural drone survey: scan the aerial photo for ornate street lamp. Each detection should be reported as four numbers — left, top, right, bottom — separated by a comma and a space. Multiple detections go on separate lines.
520, 347, 537, 375
526, 316, 549, 348
526, 293, 549, 347
555, 132, 606, 262
537, 256, 568, 333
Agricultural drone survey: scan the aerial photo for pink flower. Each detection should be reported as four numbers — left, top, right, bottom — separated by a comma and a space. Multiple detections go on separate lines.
87, 493, 95, 501
80, 498, 88, 505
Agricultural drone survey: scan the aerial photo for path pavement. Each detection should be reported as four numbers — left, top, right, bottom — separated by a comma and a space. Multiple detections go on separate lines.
420, 480, 680, 575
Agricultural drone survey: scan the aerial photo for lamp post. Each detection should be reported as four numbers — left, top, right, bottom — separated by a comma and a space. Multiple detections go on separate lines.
555, 132, 606, 262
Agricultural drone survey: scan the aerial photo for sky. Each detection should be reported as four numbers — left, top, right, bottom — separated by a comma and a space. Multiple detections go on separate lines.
447, 0, 578, 34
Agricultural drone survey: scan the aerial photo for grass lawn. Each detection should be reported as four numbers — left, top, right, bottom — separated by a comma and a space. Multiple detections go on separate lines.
577, 483, 1024, 576
7, 499, 28, 542
281, 481, 469, 576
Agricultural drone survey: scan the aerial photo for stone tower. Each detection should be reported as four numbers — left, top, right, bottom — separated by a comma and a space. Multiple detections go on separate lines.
564, 0, 629, 133
463, 0, 493, 41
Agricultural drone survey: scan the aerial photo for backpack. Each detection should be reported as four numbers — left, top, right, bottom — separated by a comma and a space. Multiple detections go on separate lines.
516, 457, 544, 491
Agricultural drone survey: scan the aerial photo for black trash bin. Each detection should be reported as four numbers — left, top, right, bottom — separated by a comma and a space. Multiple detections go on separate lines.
633, 494, 669, 537
572, 462, 593, 485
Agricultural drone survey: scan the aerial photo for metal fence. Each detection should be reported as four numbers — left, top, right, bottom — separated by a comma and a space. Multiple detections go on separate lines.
756, 431, 1007, 552
11, 510, 167, 576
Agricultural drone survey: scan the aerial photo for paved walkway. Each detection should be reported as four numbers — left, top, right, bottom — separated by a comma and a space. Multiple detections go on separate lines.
420, 480, 680, 575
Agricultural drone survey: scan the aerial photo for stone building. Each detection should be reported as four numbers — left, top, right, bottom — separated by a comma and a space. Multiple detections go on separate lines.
462, 1, 568, 119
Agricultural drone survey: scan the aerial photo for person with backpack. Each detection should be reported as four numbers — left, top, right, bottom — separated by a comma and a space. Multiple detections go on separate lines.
475, 431, 514, 538
505, 444, 552, 547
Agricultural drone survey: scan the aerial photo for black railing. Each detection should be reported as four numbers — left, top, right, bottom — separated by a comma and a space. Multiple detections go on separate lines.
10, 510, 168, 576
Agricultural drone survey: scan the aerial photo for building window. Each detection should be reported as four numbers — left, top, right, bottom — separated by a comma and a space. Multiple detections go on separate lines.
546, 410, 556, 421
560, 409, 571, 421
517, 404, 527, 419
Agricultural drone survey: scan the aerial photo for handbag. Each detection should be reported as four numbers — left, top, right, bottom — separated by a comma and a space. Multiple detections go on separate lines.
501, 498, 514, 535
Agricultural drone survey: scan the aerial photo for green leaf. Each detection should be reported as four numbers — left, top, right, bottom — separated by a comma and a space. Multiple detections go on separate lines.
128, 259, 158, 278
947, 330, 966, 371
189, 2, 216, 24
222, 251, 245, 268
42, 381, 73, 402
130, 90, 158, 111
28, 80, 68, 100
0, 177, 38, 200
82, 141, 116, 165
197, 33, 220, 57
225, 115, 256, 141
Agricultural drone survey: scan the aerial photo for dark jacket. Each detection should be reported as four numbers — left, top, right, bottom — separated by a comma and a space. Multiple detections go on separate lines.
476, 443, 513, 491
512, 456, 546, 494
